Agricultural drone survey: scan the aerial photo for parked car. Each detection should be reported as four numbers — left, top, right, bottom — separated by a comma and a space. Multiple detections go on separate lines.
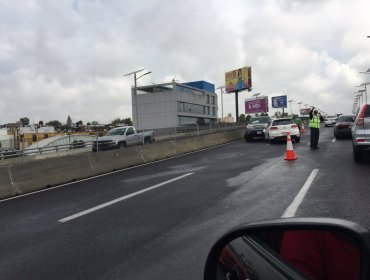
244, 116, 271, 142
324, 115, 338, 127
92, 126, 154, 152
334, 115, 355, 139
352, 104, 370, 162
264, 118, 300, 143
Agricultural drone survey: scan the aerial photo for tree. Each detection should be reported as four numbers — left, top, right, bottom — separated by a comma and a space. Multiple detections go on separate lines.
246, 115, 252, 122
87, 122, 92, 126
122, 118, 133, 126
66, 115, 72, 127
111, 118, 133, 126
38, 120, 44, 127
239, 114, 246, 123
92, 121, 99, 125
20, 117, 30, 126
46, 120, 62, 128
75, 120, 83, 127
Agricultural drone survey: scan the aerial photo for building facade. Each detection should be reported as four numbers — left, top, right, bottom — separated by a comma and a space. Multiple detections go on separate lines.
132, 81, 218, 130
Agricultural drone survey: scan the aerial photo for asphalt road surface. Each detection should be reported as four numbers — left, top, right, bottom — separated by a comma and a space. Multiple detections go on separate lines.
1, 127, 370, 279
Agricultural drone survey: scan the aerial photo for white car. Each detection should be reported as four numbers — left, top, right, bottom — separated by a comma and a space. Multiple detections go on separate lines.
264, 118, 300, 143
324, 115, 338, 127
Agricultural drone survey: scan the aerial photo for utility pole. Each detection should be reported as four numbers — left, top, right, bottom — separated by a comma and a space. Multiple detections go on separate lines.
124, 69, 151, 130
216, 86, 225, 122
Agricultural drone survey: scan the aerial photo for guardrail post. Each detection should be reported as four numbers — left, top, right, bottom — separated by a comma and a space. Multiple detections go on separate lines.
174, 127, 177, 140
96, 132, 99, 152
197, 124, 199, 136
209, 123, 212, 135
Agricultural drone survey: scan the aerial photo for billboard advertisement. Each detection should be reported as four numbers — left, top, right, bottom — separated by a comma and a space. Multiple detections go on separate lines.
225, 67, 252, 93
300, 108, 311, 116
245, 96, 268, 114
271, 95, 287, 108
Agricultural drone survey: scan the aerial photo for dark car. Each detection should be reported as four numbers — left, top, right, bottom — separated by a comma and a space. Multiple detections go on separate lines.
334, 115, 355, 139
244, 116, 271, 142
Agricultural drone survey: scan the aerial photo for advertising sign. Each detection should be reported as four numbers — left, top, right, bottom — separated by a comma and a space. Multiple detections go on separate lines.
245, 96, 268, 114
271, 95, 287, 108
225, 67, 252, 93
300, 108, 311, 116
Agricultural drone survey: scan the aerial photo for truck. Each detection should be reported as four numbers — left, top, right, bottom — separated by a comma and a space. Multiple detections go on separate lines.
92, 126, 155, 152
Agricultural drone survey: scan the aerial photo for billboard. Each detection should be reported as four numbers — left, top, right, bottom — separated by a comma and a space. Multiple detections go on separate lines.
300, 108, 311, 116
245, 96, 268, 114
271, 95, 287, 108
225, 67, 252, 93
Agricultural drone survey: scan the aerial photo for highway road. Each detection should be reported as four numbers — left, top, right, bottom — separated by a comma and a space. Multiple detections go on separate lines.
1, 127, 370, 279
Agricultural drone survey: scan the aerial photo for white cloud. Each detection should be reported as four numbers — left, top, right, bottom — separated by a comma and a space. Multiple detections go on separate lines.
0, 0, 370, 124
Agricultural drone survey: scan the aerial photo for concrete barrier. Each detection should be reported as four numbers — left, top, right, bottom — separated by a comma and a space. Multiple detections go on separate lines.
0, 128, 244, 199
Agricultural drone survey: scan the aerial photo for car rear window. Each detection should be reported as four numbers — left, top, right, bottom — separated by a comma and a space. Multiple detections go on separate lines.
272, 119, 294, 125
365, 105, 370, 118
338, 116, 355, 122
250, 117, 270, 124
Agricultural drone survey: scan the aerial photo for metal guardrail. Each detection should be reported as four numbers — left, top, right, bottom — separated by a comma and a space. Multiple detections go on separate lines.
0, 123, 244, 160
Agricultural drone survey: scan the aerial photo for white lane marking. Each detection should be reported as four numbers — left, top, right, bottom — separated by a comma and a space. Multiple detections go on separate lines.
0, 140, 241, 203
281, 169, 319, 218
332, 138, 336, 143
58, 172, 193, 223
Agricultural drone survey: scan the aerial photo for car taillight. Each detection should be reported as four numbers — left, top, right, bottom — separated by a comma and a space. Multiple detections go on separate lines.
356, 104, 368, 126
270, 127, 278, 130
357, 139, 365, 143
291, 125, 298, 128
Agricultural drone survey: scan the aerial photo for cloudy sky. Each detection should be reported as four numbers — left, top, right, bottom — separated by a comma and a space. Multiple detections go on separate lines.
1, 0, 370, 124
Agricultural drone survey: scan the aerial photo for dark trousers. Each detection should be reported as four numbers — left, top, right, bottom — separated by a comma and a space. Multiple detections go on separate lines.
310, 127, 320, 148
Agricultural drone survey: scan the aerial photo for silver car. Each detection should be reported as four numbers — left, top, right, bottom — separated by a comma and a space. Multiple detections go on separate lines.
351, 104, 370, 162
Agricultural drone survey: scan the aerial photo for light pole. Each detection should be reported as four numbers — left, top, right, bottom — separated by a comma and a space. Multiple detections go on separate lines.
216, 86, 225, 122
356, 83, 369, 103
288, 100, 294, 117
124, 69, 151, 130
253, 93, 261, 116
297, 102, 302, 117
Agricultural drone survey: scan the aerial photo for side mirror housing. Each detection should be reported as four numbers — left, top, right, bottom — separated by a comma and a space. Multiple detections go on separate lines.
204, 218, 370, 280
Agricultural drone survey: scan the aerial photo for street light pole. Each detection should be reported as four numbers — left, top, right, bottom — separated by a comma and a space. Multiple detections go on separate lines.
216, 86, 225, 122
297, 102, 302, 117
288, 100, 294, 117
124, 69, 151, 130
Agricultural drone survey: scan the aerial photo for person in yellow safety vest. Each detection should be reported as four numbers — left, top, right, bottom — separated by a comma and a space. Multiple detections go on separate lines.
309, 107, 324, 149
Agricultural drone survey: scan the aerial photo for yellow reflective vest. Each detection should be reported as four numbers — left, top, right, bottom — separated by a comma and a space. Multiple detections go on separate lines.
309, 116, 320, 128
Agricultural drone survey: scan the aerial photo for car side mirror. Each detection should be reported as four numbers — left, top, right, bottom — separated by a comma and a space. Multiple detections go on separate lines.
204, 218, 370, 280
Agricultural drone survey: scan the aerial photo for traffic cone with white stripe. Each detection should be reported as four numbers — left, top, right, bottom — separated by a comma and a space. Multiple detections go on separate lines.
301, 123, 305, 133
284, 132, 298, 160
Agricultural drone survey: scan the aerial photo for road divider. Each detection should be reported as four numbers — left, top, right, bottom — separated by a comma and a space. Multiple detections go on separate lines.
0, 128, 243, 200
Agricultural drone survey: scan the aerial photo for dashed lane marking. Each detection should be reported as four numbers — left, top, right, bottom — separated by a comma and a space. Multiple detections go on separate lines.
58, 172, 194, 223
281, 169, 319, 218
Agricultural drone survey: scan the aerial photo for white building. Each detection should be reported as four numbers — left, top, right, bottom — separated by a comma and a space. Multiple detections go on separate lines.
132, 81, 218, 130
0, 128, 14, 150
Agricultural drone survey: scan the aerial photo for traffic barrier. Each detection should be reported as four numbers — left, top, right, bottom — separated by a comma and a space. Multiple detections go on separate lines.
0, 128, 244, 199
284, 133, 298, 161
301, 123, 305, 133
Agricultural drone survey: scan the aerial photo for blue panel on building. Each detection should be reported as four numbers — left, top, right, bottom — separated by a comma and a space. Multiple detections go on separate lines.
184, 81, 215, 93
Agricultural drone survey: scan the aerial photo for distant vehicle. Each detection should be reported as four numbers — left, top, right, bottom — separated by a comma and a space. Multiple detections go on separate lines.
334, 115, 355, 139
324, 115, 338, 127
264, 118, 300, 143
351, 104, 370, 162
244, 116, 271, 142
92, 126, 154, 152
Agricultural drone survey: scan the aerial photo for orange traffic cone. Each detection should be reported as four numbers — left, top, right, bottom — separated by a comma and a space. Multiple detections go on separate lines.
285, 132, 298, 160
301, 123, 305, 133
